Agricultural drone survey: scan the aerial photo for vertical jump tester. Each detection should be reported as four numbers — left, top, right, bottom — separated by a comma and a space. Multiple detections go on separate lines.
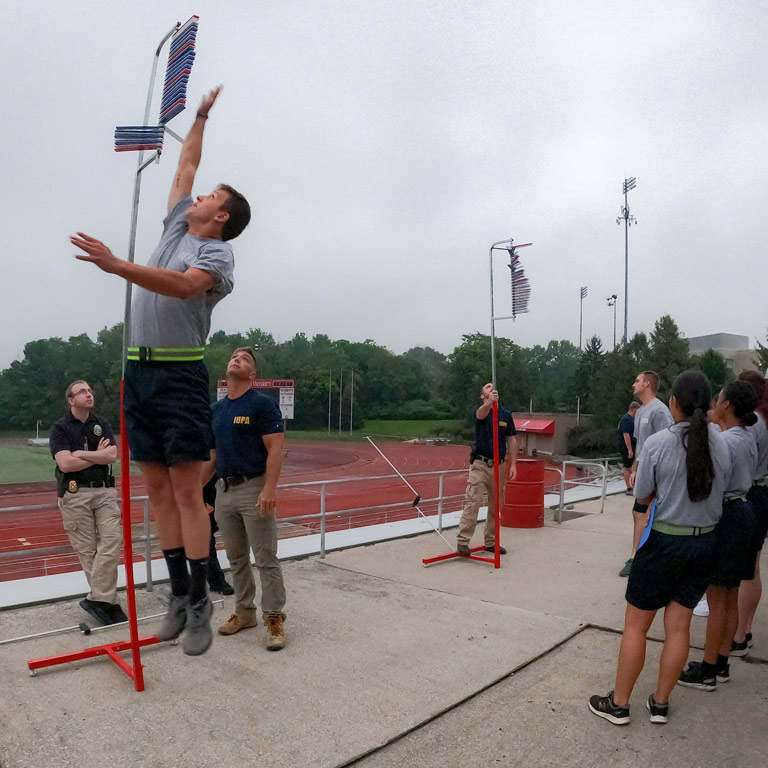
28, 17, 201, 690
419, 238, 532, 569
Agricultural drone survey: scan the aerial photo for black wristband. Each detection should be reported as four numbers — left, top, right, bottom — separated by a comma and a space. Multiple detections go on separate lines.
632, 500, 649, 514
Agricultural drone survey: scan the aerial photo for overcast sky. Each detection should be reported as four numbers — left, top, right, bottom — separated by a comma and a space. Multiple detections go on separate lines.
2, 0, 766, 370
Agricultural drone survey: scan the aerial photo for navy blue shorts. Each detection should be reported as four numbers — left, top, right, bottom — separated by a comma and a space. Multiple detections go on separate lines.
710, 498, 760, 587
124, 360, 212, 466
747, 485, 768, 550
626, 527, 715, 611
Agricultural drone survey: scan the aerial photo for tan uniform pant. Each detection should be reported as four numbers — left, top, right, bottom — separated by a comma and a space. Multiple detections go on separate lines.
457, 460, 506, 548
58, 486, 122, 604
215, 476, 286, 621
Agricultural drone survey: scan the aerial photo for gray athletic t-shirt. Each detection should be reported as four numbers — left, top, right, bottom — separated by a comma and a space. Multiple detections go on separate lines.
130, 196, 235, 348
635, 422, 731, 527
748, 412, 768, 481
633, 398, 673, 458
719, 425, 757, 494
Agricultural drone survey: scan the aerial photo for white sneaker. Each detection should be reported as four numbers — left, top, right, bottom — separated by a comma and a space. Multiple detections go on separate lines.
693, 598, 709, 617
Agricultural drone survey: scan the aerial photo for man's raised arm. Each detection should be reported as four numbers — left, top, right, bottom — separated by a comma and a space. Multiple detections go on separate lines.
168, 86, 221, 213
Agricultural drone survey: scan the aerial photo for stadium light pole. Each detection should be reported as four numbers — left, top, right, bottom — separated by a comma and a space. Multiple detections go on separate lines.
607, 294, 618, 350
579, 286, 588, 349
616, 176, 637, 344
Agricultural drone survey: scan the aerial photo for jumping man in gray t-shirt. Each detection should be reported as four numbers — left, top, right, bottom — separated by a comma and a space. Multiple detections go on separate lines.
70, 87, 252, 656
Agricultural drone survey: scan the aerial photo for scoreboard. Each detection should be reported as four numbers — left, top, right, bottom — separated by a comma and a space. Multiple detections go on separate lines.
216, 378, 295, 420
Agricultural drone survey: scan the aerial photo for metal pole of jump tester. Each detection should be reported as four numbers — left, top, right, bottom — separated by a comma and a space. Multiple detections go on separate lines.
338, 368, 343, 436
349, 370, 354, 435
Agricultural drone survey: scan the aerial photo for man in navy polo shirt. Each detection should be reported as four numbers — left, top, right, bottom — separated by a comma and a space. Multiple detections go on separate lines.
456, 383, 518, 556
208, 347, 288, 650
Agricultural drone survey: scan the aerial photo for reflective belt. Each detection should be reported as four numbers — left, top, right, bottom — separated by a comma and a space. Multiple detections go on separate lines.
754, 477, 768, 488
127, 346, 204, 362
651, 520, 715, 537
724, 491, 747, 502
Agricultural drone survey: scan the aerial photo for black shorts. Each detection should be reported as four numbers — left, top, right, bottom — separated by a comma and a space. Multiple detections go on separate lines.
619, 452, 633, 470
709, 498, 760, 586
124, 360, 212, 466
626, 527, 715, 611
747, 485, 768, 550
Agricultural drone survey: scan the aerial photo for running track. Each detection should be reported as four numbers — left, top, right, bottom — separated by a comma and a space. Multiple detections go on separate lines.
0, 441, 570, 582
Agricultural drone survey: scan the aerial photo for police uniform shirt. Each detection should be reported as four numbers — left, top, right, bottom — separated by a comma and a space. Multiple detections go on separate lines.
617, 412, 636, 452
49, 412, 116, 483
634, 422, 731, 528
211, 390, 284, 478
474, 405, 516, 461
633, 398, 674, 458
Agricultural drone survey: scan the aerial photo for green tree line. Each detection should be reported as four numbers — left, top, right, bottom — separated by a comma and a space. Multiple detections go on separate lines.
0, 316, 758, 450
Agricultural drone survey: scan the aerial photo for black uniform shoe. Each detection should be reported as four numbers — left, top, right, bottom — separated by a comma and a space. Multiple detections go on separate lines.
588, 691, 630, 725
456, 543, 471, 556
485, 545, 507, 555
209, 580, 234, 596
79, 599, 113, 625
108, 603, 129, 624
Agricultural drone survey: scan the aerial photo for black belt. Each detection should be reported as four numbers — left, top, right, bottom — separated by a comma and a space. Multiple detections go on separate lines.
218, 474, 263, 492
68, 480, 109, 491
474, 455, 505, 467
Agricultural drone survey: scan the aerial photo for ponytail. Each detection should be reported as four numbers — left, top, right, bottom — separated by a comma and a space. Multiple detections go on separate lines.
672, 371, 714, 502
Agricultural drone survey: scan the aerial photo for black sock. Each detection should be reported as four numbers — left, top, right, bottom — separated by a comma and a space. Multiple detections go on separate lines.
701, 660, 717, 675
187, 556, 209, 605
717, 654, 729, 669
163, 547, 190, 597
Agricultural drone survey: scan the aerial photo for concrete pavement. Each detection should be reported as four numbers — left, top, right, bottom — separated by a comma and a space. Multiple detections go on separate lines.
1, 492, 766, 767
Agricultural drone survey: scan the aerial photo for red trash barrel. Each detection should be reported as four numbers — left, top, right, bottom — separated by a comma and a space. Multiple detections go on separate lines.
500, 458, 545, 528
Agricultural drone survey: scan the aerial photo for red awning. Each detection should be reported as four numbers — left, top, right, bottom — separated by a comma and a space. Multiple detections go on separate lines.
513, 418, 555, 435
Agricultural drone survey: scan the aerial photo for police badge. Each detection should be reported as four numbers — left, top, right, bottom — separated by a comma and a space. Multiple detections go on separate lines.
68, 480, 78, 493
93, 424, 103, 437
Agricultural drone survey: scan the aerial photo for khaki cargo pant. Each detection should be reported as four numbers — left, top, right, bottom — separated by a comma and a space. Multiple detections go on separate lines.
457, 460, 506, 548
58, 486, 122, 603
215, 476, 286, 621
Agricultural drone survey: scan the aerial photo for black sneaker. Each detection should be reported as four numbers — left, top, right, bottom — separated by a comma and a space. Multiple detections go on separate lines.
646, 695, 669, 724
731, 639, 749, 657
79, 599, 112, 625
588, 691, 630, 725
108, 603, 129, 624
677, 661, 716, 691
157, 594, 188, 641
715, 663, 730, 683
747, 632, 753, 648
484, 545, 507, 555
183, 597, 213, 656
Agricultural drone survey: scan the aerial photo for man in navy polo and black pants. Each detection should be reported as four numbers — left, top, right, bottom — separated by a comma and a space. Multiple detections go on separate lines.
457, 383, 518, 557
70, 87, 252, 655
208, 347, 288, 651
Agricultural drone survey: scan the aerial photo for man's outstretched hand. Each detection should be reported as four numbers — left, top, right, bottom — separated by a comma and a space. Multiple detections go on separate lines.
197, 86, 221, 118
70, 233, 122, 274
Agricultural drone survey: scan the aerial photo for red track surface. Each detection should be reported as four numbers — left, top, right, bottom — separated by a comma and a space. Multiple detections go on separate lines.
0, 440, 570, 582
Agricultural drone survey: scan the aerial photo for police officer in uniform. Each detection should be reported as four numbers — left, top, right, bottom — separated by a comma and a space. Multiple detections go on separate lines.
456, 383, 518, 556
49, 380, 127, 625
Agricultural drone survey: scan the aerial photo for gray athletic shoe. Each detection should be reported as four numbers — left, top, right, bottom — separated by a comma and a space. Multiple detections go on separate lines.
183, 597, 213, 656
156, 594, 188, 641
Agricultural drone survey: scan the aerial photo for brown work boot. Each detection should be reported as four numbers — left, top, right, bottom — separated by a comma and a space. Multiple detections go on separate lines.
264, 614, 286, 651
217, 613, 258, 636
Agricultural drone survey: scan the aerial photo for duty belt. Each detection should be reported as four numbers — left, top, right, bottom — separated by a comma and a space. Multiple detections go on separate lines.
474, 455, 504, 467
651, 520, 715, 537
127, 346, 204, 362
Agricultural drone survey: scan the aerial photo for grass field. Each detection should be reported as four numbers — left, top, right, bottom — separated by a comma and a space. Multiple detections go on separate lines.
0, 420, 466, 485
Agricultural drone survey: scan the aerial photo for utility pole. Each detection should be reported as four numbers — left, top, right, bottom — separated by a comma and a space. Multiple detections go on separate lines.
579, 286, 588, 349
607, 294, 618, 350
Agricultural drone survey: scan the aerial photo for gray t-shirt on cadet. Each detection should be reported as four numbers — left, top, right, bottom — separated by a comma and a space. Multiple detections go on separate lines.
718, 425, 757, 495
635, 423, 731, 527
633, 397, 673, 458
130, 196, 235, 348
748, 412, 768, 481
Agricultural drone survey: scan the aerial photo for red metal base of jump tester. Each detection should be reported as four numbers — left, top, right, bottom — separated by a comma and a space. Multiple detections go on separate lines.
27, 634, 161, 679
422, 545, 495, 566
